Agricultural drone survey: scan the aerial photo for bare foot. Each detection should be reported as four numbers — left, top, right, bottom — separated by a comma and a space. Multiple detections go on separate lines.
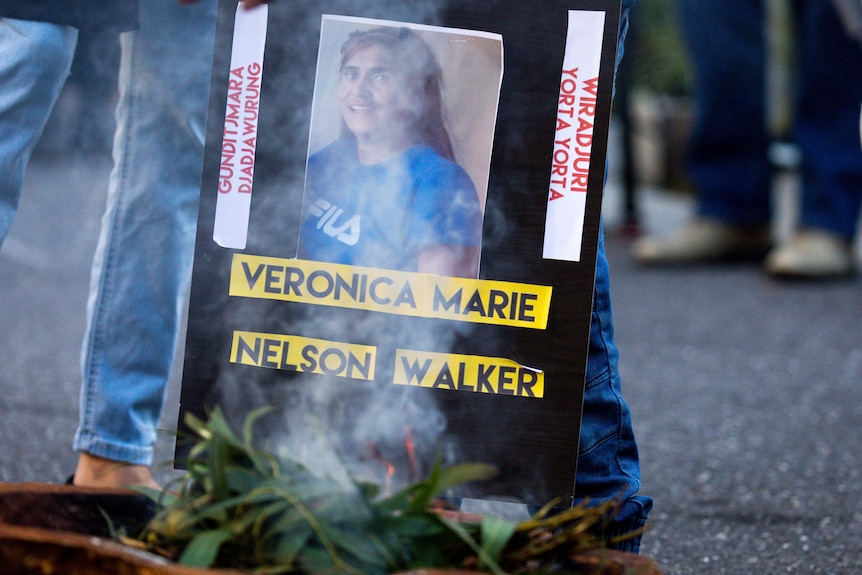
72, 452, 161, 491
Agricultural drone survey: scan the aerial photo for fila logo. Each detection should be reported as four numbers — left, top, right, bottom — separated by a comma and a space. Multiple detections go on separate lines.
308, 199, 360, 246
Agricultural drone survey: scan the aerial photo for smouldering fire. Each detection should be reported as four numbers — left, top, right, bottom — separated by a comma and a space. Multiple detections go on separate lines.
369, 426, 421, 493
405, 425, 418, 480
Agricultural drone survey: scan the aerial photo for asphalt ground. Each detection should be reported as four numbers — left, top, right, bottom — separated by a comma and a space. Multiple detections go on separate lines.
2, 136, 862, 574
604, 179, 862, 574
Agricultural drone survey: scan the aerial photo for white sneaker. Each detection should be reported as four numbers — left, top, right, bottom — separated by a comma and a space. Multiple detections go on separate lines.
633, 219, 773, 265
764, 230, 855, 279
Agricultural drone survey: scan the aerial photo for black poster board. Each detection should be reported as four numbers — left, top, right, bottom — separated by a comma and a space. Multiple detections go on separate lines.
179, 0, 621, 507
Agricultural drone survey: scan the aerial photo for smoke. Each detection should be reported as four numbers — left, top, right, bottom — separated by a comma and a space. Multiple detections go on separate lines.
207, 286, 475, 492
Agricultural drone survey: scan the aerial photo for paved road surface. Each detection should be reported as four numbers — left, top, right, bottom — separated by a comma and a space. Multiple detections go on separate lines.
2, 149, 861, 574
605, 187, 862, 574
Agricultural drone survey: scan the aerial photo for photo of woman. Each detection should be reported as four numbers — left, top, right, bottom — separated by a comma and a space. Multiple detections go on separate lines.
297, 17, 502, 278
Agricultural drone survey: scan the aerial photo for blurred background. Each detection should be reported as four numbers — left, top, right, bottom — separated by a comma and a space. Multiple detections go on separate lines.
611, 0, 809, 235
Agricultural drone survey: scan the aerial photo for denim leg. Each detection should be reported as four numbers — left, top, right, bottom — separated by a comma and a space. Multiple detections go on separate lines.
678, 0, 773, 225
0, 19, 77, 245
794, 0, 862, 238
73, 0, 217, 465
567, 7, 651, 553
575, 227, 652, 553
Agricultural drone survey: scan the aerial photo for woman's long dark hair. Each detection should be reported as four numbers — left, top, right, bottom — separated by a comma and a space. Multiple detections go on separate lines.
339, 26, 455, 161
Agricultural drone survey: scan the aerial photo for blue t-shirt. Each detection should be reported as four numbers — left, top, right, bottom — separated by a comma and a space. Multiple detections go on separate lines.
298, 139, 483, 272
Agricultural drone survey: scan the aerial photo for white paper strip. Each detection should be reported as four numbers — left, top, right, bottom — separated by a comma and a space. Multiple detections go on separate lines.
542, 10, 606, 262
213, 3, 268, 250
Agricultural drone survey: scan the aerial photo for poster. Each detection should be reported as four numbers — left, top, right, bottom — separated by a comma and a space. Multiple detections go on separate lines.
179, 0, 621, 508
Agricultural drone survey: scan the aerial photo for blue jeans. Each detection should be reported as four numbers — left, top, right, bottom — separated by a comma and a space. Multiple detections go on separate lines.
576, 227, 652, 552
563, 6, 651, 552
72, 0, 217, 464
0, 18, 77, 245
680, 0, 862, 238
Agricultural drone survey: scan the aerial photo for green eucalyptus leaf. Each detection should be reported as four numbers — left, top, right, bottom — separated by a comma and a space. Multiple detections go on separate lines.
223, 466, 268, 493
324, 527, 392, 572
406, 544, 450, 570
143, 409, 617, 574
266, 528, 314, 565
242, 406, 275, 444
433, 462, 498, 495
434, 512, 508, 575
183, 411, 210, 439
177, 527, 233, 567
479, 514, 517, 568
204, 408, 245, 447
296, 544, 341, 574
381, 513, 449, 539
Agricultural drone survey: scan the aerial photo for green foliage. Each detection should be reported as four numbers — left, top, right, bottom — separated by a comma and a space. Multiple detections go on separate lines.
139, 408, 632, 574
628, 0, 693, 96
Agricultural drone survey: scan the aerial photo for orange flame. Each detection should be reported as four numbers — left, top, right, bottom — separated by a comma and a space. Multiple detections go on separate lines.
405, 426, 418, 481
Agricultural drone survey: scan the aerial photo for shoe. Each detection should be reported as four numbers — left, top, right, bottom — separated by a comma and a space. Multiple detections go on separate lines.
632, 218, 772, 265
764, 229, 855, 279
